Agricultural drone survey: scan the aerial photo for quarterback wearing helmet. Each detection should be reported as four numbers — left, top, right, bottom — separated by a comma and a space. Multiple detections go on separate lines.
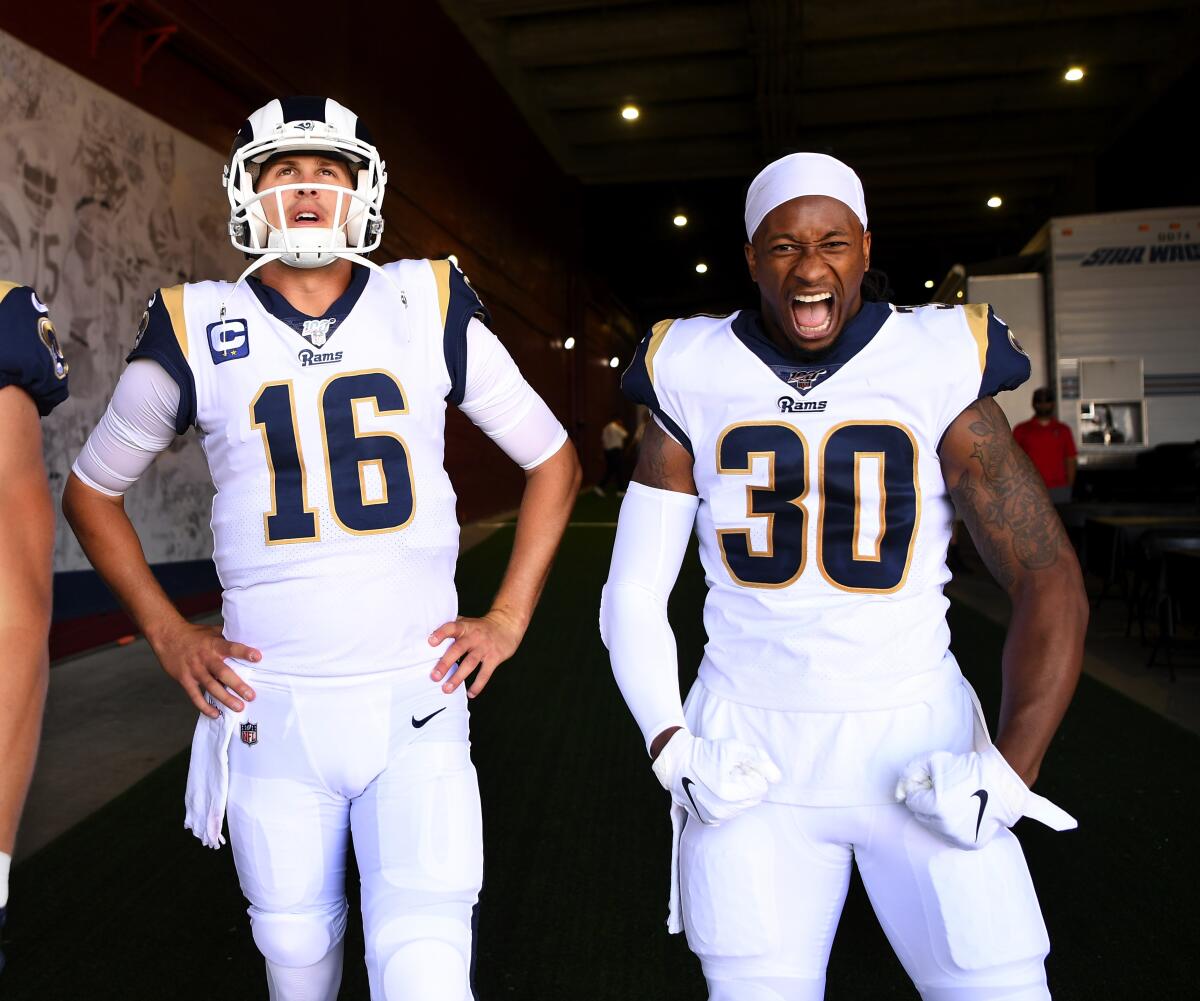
0, 282, 68, 973
602, 153, 1086, 1000
64, 97, 580, 1000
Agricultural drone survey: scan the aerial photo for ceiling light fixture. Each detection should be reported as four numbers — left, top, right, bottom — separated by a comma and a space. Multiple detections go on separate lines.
695, 262, 708, 274
924, 280, 935, 289
1064, 66, 1085, 82
956, 290, 964, 299
673, 214, 688, 228
563, 336, 576, 350
620, 104, 640, 121
609, 356, 620, 368
987, 196, 1003, 208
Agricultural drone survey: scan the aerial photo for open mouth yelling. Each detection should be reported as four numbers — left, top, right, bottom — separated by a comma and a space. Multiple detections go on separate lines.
790, 291, 834, 339
291, 209, 322, 226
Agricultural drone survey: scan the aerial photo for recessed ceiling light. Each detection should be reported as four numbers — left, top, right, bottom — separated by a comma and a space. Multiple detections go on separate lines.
956, 290, 964, 298
1064, 66, 1085, 82
987, 195, 1003, 208
609, 356, 620, 368
620, 104, 640, 121
563, 336, 576, 350
695, 262, 708, 274
924, 279, 935, 289
673, 214, 688, 228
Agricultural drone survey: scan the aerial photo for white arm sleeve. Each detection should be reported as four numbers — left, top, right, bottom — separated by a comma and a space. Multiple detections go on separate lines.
71, 359, 180, 496
457, 318, 568, 469
599, 480, 700, 754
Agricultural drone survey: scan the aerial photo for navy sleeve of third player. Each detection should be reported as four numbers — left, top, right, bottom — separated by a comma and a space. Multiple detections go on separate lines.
0, 282, 69, 416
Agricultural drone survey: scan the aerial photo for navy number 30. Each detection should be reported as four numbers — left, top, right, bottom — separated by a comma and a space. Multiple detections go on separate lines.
716, 421, 919, 593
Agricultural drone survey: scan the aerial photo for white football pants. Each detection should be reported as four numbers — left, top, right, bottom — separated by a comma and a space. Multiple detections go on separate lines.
679, 679, 1052, 1001
225, 667, 482, 1001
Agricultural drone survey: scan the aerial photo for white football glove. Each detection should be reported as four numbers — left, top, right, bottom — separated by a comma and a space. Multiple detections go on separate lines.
651, 729, 782, 826
895, 744, 1077, 850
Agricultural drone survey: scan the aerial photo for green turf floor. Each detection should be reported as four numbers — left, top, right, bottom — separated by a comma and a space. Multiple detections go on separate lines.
6, 491, 1198, 998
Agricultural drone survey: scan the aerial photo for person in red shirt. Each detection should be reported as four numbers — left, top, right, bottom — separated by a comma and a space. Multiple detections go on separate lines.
1013, 387, 1077, 504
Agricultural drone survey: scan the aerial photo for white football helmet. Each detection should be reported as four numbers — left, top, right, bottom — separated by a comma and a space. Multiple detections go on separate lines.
224, 96, 386, 270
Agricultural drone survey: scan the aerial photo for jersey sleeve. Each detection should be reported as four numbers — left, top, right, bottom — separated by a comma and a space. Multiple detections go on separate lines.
125, 286, 197, 434
0, 281, 69, 416
620, 319, 693, 455
429, 259, 492, 406
964, 303, 1031, 399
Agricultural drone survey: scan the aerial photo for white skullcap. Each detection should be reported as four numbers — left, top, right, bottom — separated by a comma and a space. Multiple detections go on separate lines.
744, 152, 867, 241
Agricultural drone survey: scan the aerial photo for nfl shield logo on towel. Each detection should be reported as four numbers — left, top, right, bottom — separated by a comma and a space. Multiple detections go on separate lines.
240, 722, 258, 746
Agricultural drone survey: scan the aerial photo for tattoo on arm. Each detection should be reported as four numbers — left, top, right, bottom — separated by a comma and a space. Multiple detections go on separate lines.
632, 419, 697, 494
948, 397, 1065, 590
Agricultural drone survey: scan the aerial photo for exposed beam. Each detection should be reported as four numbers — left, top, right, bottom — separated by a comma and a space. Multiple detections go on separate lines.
474, 0, 648, 16
534, 14, 1180, 108
534, 55, 755, 110
798, 0, 1194, 42
573, 110, 1112, 182
554, 99, 756, 145
506, 4, 749, 67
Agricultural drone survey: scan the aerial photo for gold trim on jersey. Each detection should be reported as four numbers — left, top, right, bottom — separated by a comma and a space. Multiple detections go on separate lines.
816, 420, 921, 595
318, 368, 417, 537
852, 450, 885, 562
358, 458, 390, 506
250, 380, 321, 546
963, 302, 989, 377
0, 280, 21, 305
430, 259, 452, 331
160, 285, 189, 361
714, 420, 809, 590
645, 318, 676, 387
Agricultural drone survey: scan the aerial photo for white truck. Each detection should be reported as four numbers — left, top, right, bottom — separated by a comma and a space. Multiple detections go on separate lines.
941, 206, 1200, 468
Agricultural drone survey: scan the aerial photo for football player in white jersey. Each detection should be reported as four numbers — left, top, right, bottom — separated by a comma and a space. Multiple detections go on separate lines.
0, 282, 69, 973
601, 153, 1087, 1000
63, 97, 580, 1000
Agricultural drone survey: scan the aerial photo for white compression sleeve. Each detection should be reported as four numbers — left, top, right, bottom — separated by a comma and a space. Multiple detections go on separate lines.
457, 318, 567, 469
72, 359, 180, 496
600, 481, 700, 754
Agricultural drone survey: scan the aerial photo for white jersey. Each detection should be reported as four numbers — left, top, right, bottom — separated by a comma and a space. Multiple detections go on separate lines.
624, 300, 1029, 713
130, 260, 494, 678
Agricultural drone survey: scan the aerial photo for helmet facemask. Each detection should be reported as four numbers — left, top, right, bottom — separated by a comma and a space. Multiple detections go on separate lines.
225, 119, 386, 270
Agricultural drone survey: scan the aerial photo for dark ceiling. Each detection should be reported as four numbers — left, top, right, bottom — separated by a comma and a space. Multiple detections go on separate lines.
438, 0, 1199, 325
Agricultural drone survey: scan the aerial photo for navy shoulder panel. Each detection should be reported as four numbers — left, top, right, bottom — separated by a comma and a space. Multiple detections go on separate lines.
621, 319, 693, 455
0, 282, 69, 416
976, 304, 1032, 398
432, 260, 492, 406
125, 287, 197, 434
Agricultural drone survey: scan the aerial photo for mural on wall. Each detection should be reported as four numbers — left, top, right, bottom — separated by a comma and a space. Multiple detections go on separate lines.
1, 28, 240, 572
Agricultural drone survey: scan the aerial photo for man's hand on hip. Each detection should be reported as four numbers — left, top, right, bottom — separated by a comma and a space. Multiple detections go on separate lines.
148, 620, 259, 718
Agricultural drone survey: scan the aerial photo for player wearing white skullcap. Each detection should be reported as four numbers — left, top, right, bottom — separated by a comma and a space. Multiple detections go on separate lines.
604, 150, 1086, 999
743, 151, 868, 241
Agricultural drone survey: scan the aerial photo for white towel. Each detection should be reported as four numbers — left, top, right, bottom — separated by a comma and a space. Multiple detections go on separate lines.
665, 802, 686, 934
183, 697, 239, 849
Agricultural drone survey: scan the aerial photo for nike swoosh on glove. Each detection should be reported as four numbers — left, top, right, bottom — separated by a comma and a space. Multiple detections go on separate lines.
895, 744, 1077, 850
652, 729, 782, 826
